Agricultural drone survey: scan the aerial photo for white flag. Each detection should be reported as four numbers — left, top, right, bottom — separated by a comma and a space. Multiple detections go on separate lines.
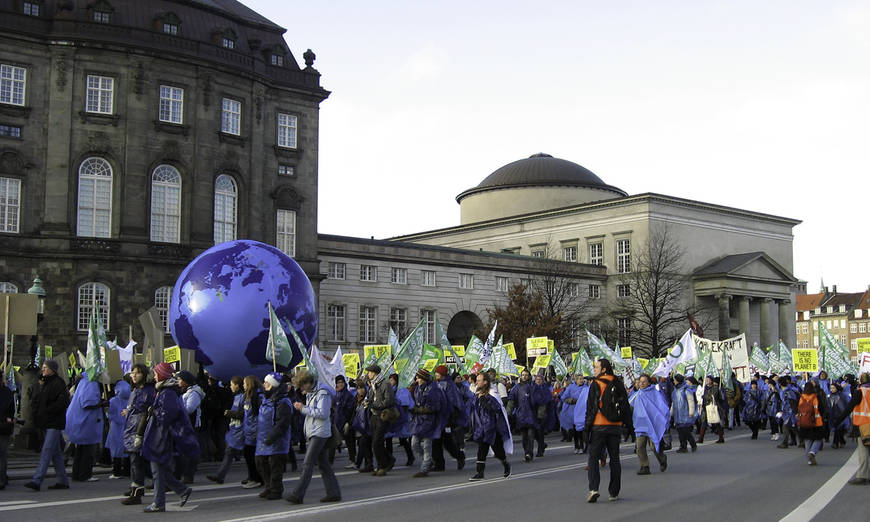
309, 344, 345, 391
652, 329, 697, 378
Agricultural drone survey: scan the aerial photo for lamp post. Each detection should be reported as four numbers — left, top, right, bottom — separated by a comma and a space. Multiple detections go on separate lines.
18, 276, 46, 450
27, 276, 46, 368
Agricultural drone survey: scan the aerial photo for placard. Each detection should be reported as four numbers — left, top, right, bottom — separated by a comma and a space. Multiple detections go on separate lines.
856, 338, 870, 354
451, 345, 466, 357
104, 349, 124, 383
0, 293, 38, 335
363, 345, 391, 361
526, 337, 549, 356
858, 352, 870, 374
504, 342, 516, 360
791, 349, 819, 373
621, 346, 633, 359
343, 353, 360, 377
548, 340, 554, 354
44, 345, 53, 359
163, 346, 181, 364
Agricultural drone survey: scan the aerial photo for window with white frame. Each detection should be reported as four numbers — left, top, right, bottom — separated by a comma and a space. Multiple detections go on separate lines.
588, 284, 601, 299
852, 340, 858, 351
277, 113, 297, 148
155, 286, 171, 332
213, 174, 237, 244
327, 304, 345, 341
421, 309, 435, 344
588, 242, 603, 266
221, 98, 241, 135
391, 267, 407, 284
802, 323, 809, 334
570, 319, 583, 350
278, 164, 294, 176
0, 64, 26, 106
616, 239, 630, 273
0, 177, 20, 233
567, 282, 580, 297
327, 262, 345, 280
0, 282, 18, 293
563, 246, 577, 262
531, 249, 545, 258
851, 323, 858, 334
359, 306, 377, 343
360, 265, 377, 282
826, 320, 832, 329
150, 165, 181, 243
77, 157, 112, 238
158, 85, 183, 124
617, 283, 630, 298
617, 317, 631, 347
421, 270, 436, 287
0, 124, 21, 137
85, 75, 113, 114
221, 37, 235, 49
23, 2, 39, 16
459, 273, 474, 289
163, 22, 178, 35
390, 307, 406, 334
861, 323, 867, 334
93, 10, 110, 23
78, 282, 110, 331
496, 276, 508, 292
840, 319, 846, 329
271, 54, 284, 66
276, 209, 295, 257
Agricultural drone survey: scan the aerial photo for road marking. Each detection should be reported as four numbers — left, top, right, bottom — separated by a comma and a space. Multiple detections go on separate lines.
0, 500, 37, 506
779, 447, 860, 522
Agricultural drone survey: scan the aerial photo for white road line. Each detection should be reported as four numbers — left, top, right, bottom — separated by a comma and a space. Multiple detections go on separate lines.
779, 447, 860, 522
0, 500, 37, 506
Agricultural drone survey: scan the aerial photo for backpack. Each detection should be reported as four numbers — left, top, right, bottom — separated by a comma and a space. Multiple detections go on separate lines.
598, 377, 630, 423
796, 395, 818, 429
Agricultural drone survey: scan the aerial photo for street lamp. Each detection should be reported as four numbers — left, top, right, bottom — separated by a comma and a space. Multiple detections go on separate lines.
27, 276, 46, 367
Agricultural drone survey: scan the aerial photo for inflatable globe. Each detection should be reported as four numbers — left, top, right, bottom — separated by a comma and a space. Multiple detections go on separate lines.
169, 240, 317, 380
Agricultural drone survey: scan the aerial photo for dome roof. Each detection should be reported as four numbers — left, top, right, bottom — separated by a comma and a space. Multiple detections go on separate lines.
456, 153, 627, 202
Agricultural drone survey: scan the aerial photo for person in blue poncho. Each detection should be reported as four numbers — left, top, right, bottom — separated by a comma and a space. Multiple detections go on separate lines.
207, 376, 245, 484
409, 368, 444, 477
828, 381, 850, 449
66, 372, 106, 482
255, 372, 293, 500
631, 374, 669, 475
572, 376, 592, 453
469, 373, 512, 480
671, 374, 698, 453
742, 380, 764, 439
432, 365, 466, 471
507, 369, 538, 462
453, 372, 474, 456
776, 376, 800, 448
240, 375, 264, 489
120, 363, 155, 505
560, 375, 586, 454
385, 373, 415, 467
141, 363, 196, 513
531, 372, 555, 458
350, 382, 373, 472
329, 375, 357, 464
814, 370, 831, 397
764, 377, 782, 441
107, 378, 131, 479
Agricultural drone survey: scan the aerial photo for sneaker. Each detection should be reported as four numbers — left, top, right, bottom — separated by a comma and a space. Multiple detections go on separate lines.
344, 463, 358, 470
24, 481, 40, 491
179, 487, 192, 507
609, 496, 619, 502
242, 481, 263, 489
808, 453, 817, 466
469, 473, 484, 481
772, 434, 780, 441
143, 504, 165, 513
586, 490, 599, 503
574, 448, 581, 455
108, 475, 123, 480
86, 477, 100, 482
523, 454, 531, 463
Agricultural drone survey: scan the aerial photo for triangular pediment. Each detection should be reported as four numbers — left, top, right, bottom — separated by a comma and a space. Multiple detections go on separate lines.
693, 252, 796, 283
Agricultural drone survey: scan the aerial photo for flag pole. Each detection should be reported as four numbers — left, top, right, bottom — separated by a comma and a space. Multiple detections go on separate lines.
270, 302, 277, 373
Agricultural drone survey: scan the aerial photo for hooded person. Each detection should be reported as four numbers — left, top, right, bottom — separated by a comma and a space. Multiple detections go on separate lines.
531, 371, 556, 458
120, 363, 156, 505
468, 373, 512, 481
776, 376, 800, 448
385, 373, 415, 468
764, 377, 783, 441
207, 376, 245, 485
671, 374, 698, 452
742, 380, 764, 439
350, 381, 373, 472
408, 368, 445, 477
240, 375, 264, 489
828, 382, 850, 448
506, 369, 538, 462
65, 372, 105, 482
106, 379, 132, 479
328, 374, 357, 464
255, 371, 293, 500
174, 370, 204, 484
559, 375, 584, 453
24, 359, 71, 491
572, 376, 592, 453
141, 362, 197, 513
630, 374, 669, 475
432, 365, 466, 471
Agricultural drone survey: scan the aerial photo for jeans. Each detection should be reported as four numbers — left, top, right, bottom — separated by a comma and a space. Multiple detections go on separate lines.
521, 427, 535, 457
33, 428, 68, 486
130, 452, 148, 486
151, 460, 187, 509
290, 436, 340, 500
411, 435, 433, 473
805, 438, 823, 457
216, 446, 242, 481
857, 442, 870, 480
587, 426, 621, 497
0, 434, 9, 486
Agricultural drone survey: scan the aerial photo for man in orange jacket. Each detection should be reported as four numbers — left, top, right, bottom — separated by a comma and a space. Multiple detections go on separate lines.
834, 372, 870, 485
584, 358, 628, 503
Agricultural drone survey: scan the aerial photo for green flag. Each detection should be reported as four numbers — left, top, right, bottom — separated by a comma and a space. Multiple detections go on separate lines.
550, 349, 569, 379
778, 340, 792, 373
464, 335, 485, 370
285, 319, 318, 381
587, 330, 625, 368
818, 323, 851, 378
394, 319, 427, 388
85, 303, 107, 382
721, 350, 734, 391
265, 301, 294, 368
749, 344, 770, 373
490, 337, 520, 376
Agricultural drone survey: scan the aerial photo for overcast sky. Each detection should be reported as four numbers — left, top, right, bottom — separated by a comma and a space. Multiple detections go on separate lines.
251, 0, 869, 293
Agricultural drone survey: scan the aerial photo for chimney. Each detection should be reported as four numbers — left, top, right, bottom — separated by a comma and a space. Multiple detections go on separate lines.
833, 285, 837, 293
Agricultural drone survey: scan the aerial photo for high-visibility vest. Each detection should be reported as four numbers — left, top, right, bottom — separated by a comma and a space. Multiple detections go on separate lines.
854, 387, 870, 427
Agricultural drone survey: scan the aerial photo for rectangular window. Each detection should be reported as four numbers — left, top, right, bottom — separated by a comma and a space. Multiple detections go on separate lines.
860, 323, 867, 334
616, 239, 631, 273
221, 98, 241, 135
570, 319, 583, 350
840, 319, 846, 329
851, 323, 858, 334
0, 64, 26, 106
277, 113, 297, 148
618, 317, 631, 347
271, 55, 284, 66
0, 124, 21, 138
155, 287, 171, 332
276, 209, 295, 257
360, 265, 377, 282
589, 242, 603, 266
567, 282, 580, 297
0, 177, 21, 233
390, 307, 406, 334
562, 246, 577, 262
93, 11, 109, 23
327, 262, 345, 280
159, 85, 183, 124
391, 267, 407, 284
588, 284, 601, 299
421, 270, 436, 287
852, 340, 859, 351
278, 164, 294, 176
459, 273, 474, 289
421, 310, 435, 344
617, 284, 630, 298
78, 283, 110, 331
826, 320, 832, 329
496, 276, 508, 292
359, 306, 377, 344
163, 23, 178, 35
85, 75, 113, 114
23, 2, 39, 16
327, 304, 345, 341
222, 38, 235, 49
531, 249, 545, 258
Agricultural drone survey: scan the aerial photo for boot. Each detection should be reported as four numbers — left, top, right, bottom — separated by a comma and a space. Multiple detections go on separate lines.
716, 428, 725, 444
637, 466, 651, 475
121, 486, 145, 505
501, 459, 511, 478
469, 461, 485, 481
697, 427, 706, 444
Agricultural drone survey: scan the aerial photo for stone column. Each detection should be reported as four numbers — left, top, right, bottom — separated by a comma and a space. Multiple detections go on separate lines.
760, 298, 773, 348
718, 294, 732, 340
738, 296, 751, 339
778, 299, 791, 348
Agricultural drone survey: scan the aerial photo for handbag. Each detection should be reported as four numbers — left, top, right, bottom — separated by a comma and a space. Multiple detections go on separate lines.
859, 423, 870, 447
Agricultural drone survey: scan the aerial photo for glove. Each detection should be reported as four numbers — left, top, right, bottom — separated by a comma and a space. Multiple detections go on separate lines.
776, 412, 783, 419
133, 435, 143, 451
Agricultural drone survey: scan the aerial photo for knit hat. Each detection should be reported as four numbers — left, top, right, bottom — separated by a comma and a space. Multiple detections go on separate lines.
415, 368, 431, 381
434, 365, 449, 377
264, 372, 282, 389
365, 364, 381, 374
153, 362, 174, 382
43, 359, 59, 374
176, 370, 196, 385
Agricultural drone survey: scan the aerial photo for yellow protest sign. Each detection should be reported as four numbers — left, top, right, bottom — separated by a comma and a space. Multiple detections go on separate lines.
44, 345, 53, 359
422, 359, 439, 372
533, 355, 551, 369
451, 345, 466, 357
621, 346, 633, 359
515, 364, 526, 374
548, 340, 555, 354
637, 357, 649, 368
504, 343, 517, 360
364, 345, 391, 361
526, 337, 549, 356
69, 352, 77, 368
857, 338, 870, 353
163, 346, 181, 364
343, 353, 360, 377
791, 349, 819, 373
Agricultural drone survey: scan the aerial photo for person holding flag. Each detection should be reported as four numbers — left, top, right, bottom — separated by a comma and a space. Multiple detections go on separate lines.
631, 374, 669, 475
469, 373, 512, 480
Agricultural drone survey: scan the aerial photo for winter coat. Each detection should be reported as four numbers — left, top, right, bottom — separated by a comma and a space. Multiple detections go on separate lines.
332, 387, 356, 430
224, 391, 245, 450
301, 384, 333, 439
142, 378, 200, 466
242, 392, 261, 447
471, 392, 511, 447
572, 383, 591, 432
255, 387, 293, 456
386, 386, 413, 439
672, 383, 698, 428
366, 376, 396, 419
409, 381, 445, 439
182, 384, 205, 429
532, 382, 556, 431
507, 380, 539, 429
0, 383, 14, 436
35, 373, 69, 430
106, 380, 130, 458
123, 383, 156, 452
828, 390, 851, 430
701, 384, 728, 426
352, 394, 370, 436
741, 389, 763, 422
780, 385, 800, 427
65, 376, 104, 445
764, 387, 781, 419
454, 381, 474, 428
559, 382, 582, 429
437, 378, 465, 429
797, 391, 828, 441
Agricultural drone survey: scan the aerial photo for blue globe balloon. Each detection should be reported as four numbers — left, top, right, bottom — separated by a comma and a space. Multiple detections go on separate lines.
169, 240, 317, 381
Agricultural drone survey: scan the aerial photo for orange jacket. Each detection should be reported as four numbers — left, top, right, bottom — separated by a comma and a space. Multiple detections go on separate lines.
854, 387, 870, 427
592, 374, 622, 427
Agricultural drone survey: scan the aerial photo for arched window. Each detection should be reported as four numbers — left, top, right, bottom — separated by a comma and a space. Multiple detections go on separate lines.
213, 174, 237, 244
0, 282, 18, 293
77, 282, 110, 331
150, 165, 181, 243
155, 286, 172, 332
77, 157, 113, 238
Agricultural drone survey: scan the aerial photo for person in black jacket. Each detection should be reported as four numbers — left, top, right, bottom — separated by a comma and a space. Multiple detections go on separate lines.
0, 375, 14, 489
24, 360, 70, 491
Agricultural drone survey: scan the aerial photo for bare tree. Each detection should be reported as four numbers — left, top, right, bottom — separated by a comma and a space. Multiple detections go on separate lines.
483, 282, 563, 362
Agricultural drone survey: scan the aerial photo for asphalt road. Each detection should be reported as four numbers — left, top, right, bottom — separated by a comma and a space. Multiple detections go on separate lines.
1, 427, 866, 521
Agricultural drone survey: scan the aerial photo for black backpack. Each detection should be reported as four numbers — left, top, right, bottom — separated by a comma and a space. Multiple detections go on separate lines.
598, 376, 630, 423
